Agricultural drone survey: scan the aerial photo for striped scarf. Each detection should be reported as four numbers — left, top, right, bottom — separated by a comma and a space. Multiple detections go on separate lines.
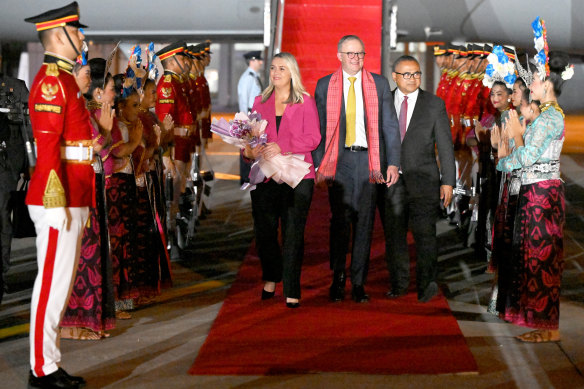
316, 67, 384, 184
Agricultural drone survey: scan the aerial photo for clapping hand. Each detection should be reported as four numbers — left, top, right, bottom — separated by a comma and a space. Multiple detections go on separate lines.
498, 123, 510, 158
98, 102, 115, 132
162, 114, 174, 132
153, 124, 162, 146
490, 124, 501, 148
505, 110, 525, 139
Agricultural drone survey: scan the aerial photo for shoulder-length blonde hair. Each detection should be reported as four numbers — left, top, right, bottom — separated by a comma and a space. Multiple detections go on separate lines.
261, 52, 308, 104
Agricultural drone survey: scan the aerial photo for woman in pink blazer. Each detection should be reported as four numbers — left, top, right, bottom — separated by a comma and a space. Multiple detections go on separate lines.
243, 52, 321, 308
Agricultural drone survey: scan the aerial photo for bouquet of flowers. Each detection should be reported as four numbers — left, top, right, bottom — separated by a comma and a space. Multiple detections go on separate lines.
211, 112, 311, 189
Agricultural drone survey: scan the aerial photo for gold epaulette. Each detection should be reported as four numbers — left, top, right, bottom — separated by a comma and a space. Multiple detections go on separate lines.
164, 74, 172, 83
43, 170, 66, 208
46, 63, 59, 77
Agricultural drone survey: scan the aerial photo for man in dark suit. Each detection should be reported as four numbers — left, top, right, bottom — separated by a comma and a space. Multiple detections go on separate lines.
381, 55, 455, 303
313, 35, 400, 303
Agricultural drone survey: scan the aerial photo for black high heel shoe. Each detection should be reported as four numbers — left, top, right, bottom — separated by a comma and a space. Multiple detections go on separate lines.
261, 289, 275, 300
286, 298, 300, 308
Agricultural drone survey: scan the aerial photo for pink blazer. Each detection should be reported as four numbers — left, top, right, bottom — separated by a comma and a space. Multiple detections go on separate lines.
251, 93, 321, 179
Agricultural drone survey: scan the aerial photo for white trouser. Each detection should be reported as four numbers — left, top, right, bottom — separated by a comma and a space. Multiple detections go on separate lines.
28, 205, 89, 377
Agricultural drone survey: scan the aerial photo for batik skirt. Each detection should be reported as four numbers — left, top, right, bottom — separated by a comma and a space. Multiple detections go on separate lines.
498, 179, 565, 330
106, 172, 139, 301
61, 173, 116, 332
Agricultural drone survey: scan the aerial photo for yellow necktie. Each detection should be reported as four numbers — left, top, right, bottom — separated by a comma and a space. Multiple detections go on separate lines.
345, 76, 357, 146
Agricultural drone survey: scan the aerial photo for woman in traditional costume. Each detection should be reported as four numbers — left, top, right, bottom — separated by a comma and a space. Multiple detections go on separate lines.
496, 18, 572, 342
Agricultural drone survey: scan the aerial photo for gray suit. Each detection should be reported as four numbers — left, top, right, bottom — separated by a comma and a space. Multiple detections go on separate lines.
379, 88, 455, 297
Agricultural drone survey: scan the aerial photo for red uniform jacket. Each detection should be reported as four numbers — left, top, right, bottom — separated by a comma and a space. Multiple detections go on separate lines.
155, 71, 193, 127
187, 74, 201, 146
26, 54, 95, 208
197, 75, 212, 139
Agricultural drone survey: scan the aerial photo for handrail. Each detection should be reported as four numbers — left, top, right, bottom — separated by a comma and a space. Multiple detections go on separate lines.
265, 0, 285, 81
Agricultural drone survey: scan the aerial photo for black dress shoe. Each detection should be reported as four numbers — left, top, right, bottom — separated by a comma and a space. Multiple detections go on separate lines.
351, 285, 369, 303
58, 368, 85, 386
419, 281, 439, 303
329, 271, 346, 302
28, 369, 80, 389
286, 302, 300, 308
385, 289, 407, 299
261, 289, 275, 300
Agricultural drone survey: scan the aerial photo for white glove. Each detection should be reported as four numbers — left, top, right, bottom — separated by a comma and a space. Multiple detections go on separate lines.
45, 207, 68, 230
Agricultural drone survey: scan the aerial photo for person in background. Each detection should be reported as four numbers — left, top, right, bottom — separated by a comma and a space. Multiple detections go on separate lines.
0, 48, 29, 302
60, 59, 116, 340
237, 50, 263, 185
313, 35, 400, 303
243, 52, 320, 308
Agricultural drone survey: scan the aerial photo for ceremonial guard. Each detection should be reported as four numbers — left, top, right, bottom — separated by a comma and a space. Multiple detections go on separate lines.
24, 2, 93, 388
434, 45, 452, 100
185, 46, 201, 150
199, 41, 213, 145
155, 41, 194, 228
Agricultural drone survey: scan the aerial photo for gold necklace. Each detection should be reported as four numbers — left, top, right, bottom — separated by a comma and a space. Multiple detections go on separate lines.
539, 101, 565, 118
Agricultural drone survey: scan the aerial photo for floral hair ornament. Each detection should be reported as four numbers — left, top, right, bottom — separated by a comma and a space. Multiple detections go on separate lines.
146, 42, 159, 81
483, 45, 517, 89
532, 16, 549, 80
561, 64, 574, 80
76, 40, 88, 65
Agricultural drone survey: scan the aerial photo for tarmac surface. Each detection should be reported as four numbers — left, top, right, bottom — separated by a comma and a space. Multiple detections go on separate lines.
0, 137, 583, 389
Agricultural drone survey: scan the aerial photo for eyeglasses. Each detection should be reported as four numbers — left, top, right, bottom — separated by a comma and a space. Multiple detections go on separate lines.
340, 51, 366, 59
394, 71, 422, 79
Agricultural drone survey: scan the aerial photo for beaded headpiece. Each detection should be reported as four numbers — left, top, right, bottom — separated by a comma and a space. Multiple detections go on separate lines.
513, 49, 533, 86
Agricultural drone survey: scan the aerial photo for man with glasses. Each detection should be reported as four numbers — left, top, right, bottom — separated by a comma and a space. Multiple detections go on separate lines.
313, 35, 400, 303
380, 55, 455, 303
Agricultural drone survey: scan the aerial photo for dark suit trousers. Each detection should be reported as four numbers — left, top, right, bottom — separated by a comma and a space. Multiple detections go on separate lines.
381, 177, 439, 296
0, 190, 12, 275
328, 149, 376, 286
251, 179, 314, 299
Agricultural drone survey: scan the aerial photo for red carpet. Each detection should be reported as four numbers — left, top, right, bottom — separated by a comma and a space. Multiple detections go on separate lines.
189, 189, 477, 375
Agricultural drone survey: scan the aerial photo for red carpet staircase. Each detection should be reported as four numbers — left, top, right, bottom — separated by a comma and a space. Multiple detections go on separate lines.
280, 0, 382, 95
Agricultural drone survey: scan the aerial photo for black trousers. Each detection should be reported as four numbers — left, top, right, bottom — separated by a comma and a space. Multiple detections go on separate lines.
379, 177, 440, 297
328, 149, 377, 286
239, 154, 252, 185
0, 190, 12, 276
251, 179, 314, 299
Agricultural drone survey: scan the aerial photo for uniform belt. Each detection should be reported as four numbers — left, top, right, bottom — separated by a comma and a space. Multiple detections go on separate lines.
345, 145, 368, 152
34, 142, 94, 163
174, 127, 190, 137
61, 145, 94, 162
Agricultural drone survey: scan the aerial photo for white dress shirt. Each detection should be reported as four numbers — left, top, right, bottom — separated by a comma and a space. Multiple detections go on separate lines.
343, 70, 367, 147
394, 87, 419, 133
